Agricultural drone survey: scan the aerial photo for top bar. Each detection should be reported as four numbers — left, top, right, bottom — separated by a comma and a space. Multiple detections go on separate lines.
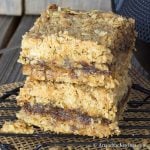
19, 4, 135, 71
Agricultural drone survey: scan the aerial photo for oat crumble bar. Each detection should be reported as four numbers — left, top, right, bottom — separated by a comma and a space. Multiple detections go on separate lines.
14, 4, 136, 138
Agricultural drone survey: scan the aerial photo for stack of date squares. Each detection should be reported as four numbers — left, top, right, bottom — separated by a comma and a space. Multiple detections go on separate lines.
16, 4, 135, 137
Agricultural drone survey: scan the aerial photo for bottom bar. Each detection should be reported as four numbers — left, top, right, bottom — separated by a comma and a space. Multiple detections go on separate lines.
15, 89, 130, 138
17, 109, 120, 138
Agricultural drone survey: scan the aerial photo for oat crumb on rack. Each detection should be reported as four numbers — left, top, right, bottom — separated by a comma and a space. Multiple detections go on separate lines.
0, 120, 34, 134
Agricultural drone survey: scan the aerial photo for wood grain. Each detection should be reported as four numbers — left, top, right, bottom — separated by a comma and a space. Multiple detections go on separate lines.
0, 16, 37, 85
0, 0, 23, 16
25, 0, 112, 14
0, 16, 20, 49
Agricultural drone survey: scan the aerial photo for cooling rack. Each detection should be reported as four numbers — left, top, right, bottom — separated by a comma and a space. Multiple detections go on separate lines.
0, 69, 149, 150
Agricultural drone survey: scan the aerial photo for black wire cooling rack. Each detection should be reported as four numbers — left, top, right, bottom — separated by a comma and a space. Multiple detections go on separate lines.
0, 80, 149, 150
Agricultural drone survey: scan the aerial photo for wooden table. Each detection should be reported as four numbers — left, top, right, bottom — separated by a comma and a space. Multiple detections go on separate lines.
0, 15, 149, 86
0, 15, 37, 85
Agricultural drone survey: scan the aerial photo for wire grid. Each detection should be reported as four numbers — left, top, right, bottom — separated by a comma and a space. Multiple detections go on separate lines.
0, 69, 149, 150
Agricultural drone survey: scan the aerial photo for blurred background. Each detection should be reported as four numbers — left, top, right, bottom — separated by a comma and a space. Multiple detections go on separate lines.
0, 0, 112, 15
0, 0, 149, 85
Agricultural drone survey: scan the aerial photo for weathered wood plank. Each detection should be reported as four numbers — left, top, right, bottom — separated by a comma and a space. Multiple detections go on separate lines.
59, 0, 112, 11
0, 0, 23, 16
25, 0, 112, 14
0, 16, 37, 85
7, 16, 37, 48
0, 16, 20, 49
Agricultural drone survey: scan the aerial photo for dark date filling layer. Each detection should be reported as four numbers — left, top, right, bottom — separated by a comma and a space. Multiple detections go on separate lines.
23, 103, 112, 125
22, 57, 111, 75
22, 89, 130, 126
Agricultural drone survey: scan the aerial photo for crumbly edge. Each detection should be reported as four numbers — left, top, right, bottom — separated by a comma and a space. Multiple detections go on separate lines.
0, 120, 34, 134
